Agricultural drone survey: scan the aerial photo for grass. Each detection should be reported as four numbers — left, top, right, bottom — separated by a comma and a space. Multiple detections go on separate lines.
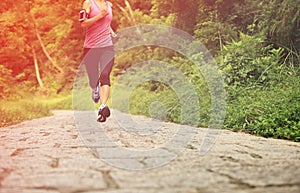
0, 95, 72, 127
224, 75, 300, 142
1, 72, 299, 142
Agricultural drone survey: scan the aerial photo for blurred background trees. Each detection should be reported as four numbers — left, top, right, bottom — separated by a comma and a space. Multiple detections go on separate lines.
0, 0, 299, 140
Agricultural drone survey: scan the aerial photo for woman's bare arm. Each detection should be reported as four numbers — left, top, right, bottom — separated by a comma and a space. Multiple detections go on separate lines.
80, 0, 109, 28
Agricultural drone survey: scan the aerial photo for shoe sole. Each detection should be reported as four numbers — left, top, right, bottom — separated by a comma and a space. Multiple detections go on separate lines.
97, 114, 106, 122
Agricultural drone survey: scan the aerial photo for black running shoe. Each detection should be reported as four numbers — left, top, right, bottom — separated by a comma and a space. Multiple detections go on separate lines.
97, 106, 111, 122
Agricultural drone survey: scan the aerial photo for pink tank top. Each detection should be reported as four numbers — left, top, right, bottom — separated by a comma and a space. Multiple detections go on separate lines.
84, 0, 113, 48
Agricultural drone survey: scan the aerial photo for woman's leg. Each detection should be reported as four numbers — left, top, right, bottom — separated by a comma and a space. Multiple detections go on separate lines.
99, 46, 114, 106
83, 48, 102, 103
100, 84, 110, 105
83, 48, 100, 90
96, 46, 114, 122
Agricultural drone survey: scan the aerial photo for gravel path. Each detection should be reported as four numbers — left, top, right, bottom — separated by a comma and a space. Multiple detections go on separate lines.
0, 110, 299, 193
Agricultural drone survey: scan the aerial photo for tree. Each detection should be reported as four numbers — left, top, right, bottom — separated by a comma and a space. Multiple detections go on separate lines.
0, 0, 84, 95
0, 65, 16, 99
194, 0, 260, 54
255, 0, 300, 65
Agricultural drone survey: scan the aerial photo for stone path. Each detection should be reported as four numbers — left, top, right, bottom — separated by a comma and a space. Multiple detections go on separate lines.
0, 110, 299, 193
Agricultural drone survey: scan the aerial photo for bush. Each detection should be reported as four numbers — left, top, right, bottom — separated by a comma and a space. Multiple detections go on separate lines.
113, 50, 212, 127
219, 33, 284, 88
218, 33, 300, 141
224, 77, 300, 141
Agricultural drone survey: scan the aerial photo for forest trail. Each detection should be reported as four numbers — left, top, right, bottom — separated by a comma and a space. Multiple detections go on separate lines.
0, 110, 299, 193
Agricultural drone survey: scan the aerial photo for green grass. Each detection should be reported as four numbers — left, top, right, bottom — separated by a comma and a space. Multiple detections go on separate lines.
1, 72, 299, 142
111, 82, 182, 122
224, 76, 300, 142
0, 95, 72, 127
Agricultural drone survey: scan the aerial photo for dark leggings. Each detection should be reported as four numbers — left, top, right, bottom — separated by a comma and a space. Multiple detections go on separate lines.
82, 46, 114, 88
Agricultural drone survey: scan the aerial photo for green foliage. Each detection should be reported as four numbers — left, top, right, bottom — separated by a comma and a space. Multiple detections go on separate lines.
195, 0, 256, 53
113, 47, 211, 127
42, 95, 72, 110
219, 33, 284, 87
128, 82, 182, 123
224, 77, 300, 141
194, 20, 238, 55
219, 33, 300, 141
255, 0, 300, 62
0, 0, 82, 97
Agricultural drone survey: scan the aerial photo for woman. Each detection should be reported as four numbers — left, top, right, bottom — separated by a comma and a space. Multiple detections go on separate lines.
80, 0, 114, 122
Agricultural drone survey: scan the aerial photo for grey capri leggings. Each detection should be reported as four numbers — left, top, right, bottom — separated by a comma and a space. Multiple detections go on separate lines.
82, 46, 114, 88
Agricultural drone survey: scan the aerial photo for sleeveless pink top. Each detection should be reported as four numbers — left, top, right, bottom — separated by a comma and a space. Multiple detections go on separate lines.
84, 0, 113, 48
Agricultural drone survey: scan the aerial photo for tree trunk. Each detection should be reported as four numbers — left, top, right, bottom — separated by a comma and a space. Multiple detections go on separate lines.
31, 45, 44, 88
31, 15, 64, 74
